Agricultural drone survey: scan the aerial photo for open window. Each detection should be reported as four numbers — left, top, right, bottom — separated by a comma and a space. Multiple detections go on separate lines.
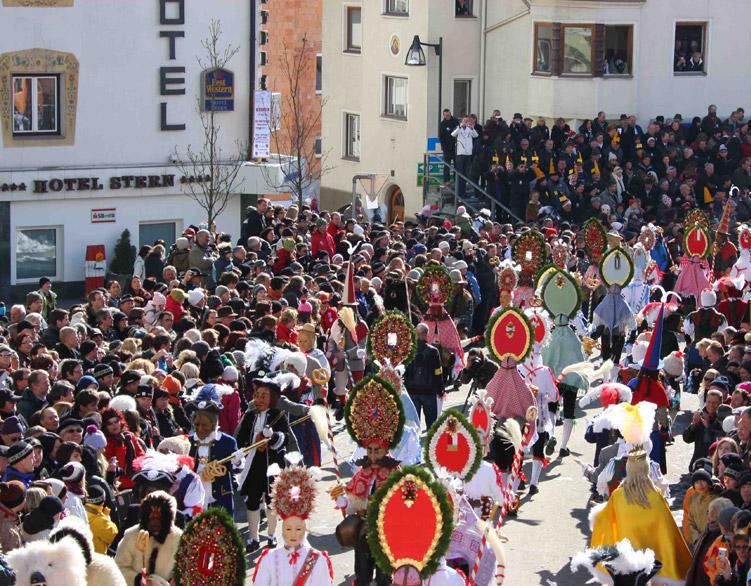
674, 22, 707, 73
455, 0, 473, 18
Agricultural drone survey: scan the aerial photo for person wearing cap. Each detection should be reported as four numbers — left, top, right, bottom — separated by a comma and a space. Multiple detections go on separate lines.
312, 217, 335, 258
84, 484, 119, 554
446, 269, 473, 337
2, 441, 35, 487
0, 417, 24, 448
20, 494, 64, 543
0, 480, 25, 552
683, 468, 719, 548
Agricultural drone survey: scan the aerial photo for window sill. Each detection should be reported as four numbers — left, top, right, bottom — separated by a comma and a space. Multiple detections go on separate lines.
455, 14, 476, 19
382, 12, 409, 17
531, 71, 553, 77
342, 156, 360, 162
674, 71, 707, 76
343, 49, 361, 55
382, 114, 408, 122
316, 90, 322, 95
603, 74, 633, 79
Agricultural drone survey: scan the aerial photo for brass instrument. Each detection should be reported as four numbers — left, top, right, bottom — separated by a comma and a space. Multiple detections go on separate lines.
200, 413, 313, 483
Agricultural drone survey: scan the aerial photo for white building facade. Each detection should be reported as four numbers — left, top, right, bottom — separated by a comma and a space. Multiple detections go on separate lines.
0, 0, 282, 301
321, 0, 751, 218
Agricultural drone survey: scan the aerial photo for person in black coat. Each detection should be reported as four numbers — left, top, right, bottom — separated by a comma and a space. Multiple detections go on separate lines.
439, 109, 459, 183
239, 198, 269, 244
403, 324, 443, 431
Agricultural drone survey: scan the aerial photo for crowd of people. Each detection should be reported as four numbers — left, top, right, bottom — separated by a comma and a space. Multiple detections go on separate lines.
0, 103, 747, 585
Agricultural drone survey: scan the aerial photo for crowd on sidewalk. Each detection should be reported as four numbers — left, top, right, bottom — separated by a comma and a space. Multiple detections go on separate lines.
0, 103, 747, 584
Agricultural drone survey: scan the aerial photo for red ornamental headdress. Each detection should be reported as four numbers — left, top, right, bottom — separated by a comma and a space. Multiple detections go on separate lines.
739, 224, 751, 251
525, 300, 552, 347
683, 209, 711, 259
552, 239, 570, 268
512, 230, 546, 285
367, 310, 417, 366
271, 466, 317, 521
424, 409, 482, 482
583, 219, 608, 260
366, 466, 454, 579
416, 263, 453, 307
345, 375, 405, 449
468, 389, 495, 445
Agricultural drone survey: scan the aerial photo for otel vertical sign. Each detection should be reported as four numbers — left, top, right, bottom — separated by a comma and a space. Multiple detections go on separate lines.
158, 0, 186, 131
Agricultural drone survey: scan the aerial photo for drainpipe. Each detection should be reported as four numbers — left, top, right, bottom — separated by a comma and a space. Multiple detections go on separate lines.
480, 0, 531, 118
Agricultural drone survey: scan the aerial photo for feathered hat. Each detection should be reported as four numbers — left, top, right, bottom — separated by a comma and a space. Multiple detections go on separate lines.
271, 466, 317, 521
186, 383, 235, 412
345, 375, 405, 449
571, 539, 661, 586
714, 276, 744, 299
739, 223, 751, 252
579, 383, 633, 409
663, 351, 685, 378
613, 401, 657, 459
252, 372, 301, 396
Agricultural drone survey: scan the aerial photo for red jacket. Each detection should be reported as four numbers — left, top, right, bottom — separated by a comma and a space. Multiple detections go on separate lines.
312, 230, 335, 258
276, 321, 298, 345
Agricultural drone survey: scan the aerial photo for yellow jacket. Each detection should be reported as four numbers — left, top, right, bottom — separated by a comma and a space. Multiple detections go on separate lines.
85, 503, 118, 554
591, 486, 692, 585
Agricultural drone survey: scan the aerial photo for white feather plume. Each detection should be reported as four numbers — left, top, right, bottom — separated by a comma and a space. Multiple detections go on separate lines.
308, 405, 331, 450
605, 539, 656, 575
284, 451, 304, 465
109, 394, 137, 413
591, 404, 621, 433
267, 463, 281, 477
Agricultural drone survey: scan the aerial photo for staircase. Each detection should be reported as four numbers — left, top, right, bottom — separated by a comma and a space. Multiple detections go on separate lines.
421, 152, 522, 223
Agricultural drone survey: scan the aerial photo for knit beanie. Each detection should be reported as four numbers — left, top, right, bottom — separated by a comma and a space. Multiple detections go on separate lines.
59, 461, 86, 484
6, 441, 32, 466
82, 425, 107, 451
0, 480, 26, 509
22, 495, 64, 536
86, 485, 106, 506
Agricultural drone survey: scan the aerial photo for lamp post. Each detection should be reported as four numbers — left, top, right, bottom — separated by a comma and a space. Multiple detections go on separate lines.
404, 35, 443, 135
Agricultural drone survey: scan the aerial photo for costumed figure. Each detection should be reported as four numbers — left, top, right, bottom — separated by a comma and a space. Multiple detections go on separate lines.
133, 449, 205, 520
729, 223, 751, 293
622, 242, 652, 315
571, 539, 663, 586
581, 219, 609, 317
173, 507, 246, 586
185, 386, 238, 516
252, 466, 334, 586
519, 307, 559, 493
715, 276, 748, 329
329, 375, 404, 586
365, 466, 463, 586
592, 247, 637, 365
417, 263, 466, 381
114, 491, 183, 586
662, 351, 685, 414
282, 351, 324, 467
496, 260, 520, 310
297, 322, 331, 401
511, 230, 546, 309
102, 396, 146, 491
578, 381, 633, 468
673, 210, 712, 303
628, 305, 671, 474
326, 305, 367, 419
589, 401, 692, 585
552, 238, 572, 270
713, 194, 738, 279
538, 265, 588, 457
235, 374, 295, 552
683, 289, 727, 381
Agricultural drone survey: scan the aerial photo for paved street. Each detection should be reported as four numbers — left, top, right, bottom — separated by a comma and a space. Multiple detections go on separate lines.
243, 384, 697, 585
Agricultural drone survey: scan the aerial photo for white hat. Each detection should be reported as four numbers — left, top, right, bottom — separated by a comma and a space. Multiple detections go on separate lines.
630, 341, 649, 366
700, 289, 717, 308
438, 241, 450, 251
353, 224, 364, 236
663, 351, 685, 378
222, 365, 239, 382
284, 352, 308, 376
176, 237, 190, 251
456, 206, 467, 215
453, 260, 468, 270
188, 289, 205, 307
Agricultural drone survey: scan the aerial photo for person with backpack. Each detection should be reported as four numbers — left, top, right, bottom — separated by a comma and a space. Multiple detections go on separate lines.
403, 323, 444, 431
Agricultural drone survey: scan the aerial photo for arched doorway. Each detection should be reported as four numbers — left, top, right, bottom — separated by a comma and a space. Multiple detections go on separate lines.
388, 185, 405, 223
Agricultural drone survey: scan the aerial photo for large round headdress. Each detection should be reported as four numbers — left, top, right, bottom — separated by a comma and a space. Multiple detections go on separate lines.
485, 305, 534, 364
367, 310, 416, 366
345, 375, 405, 449
424, 409, 482, 482
417, 264, 453, 307
271, 466, 317, 520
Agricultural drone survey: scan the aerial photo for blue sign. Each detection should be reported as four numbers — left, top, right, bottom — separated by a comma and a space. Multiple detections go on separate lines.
203, 68, 235, 112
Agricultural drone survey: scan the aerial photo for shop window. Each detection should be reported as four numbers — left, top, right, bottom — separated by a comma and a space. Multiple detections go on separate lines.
12, 75, 60, 135
455, 0, 472, 17
16, 227, 59, 281
344, 112, 360, 160
533, 23, 554, 74
385, 0, 408, 15
139, 222, 177, 249
345, 6, 362, 53
674, 22, 707, 73
603, 26, 633, 75
384, 76, 408, 119
562, 25, 594, 75
453, 79, 472, 118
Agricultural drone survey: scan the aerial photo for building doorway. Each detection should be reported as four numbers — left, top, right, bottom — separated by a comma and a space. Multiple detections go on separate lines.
388, 186, 405, 223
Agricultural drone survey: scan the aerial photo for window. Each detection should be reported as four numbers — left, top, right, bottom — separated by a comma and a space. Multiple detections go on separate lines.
316, 55, 322, 92
345, 6, 362, 53
344, 113, 361, 160
385, 0, 408, 15
315, 136, 322, 158
603, 25, 633, 75
562, 25, 594, 75
16, 227, 59, 281
675, 22, 707, 73
455, 0, 472, 17
139, 222, 177, 249
12, 75, 60, 135
453, 79, 472, 118
534, 23, 554, 74
271, 92, 281, 131
384, 76, 408, 119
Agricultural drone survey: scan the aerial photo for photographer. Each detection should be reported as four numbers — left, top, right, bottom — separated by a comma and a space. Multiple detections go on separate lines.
683, 389, 726, 467
458, 348, 498, 389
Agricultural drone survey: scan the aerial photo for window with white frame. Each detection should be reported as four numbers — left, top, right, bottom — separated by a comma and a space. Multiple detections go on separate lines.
316, 55, 322, 92
315, 136, 322, 158
16, 227, 60, 281
344, 113, 360, 160
12, 75, 60, 135
345, 6, 362, 53
384, 76, 408, 119
385, 0, 408, 15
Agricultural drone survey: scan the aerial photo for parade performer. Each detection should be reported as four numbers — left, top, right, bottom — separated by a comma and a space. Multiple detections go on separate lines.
326, 304, 367, 420
484, 306, 536, 424
581, 219, 609, 316
593, 246, 637, 365
297, 322, 331, 400
683, 288, 727, 380
511, 229, 546, 308
235, 374, 295, 552
496, 260, 520, 309
729, 223, 751, 291
589, 401, 691, 585
622, 241, 652, 315
713, 196, 738, 279
133, 448, 205, 519
674, 210, 712, 304
329, 375, 404, 586
282, 351, 322, 467
538, 265, 588, 457
185, 386, 238, 516
365, 466, 461, 586
418, 263, 466, 381
571, 539, 663, 586
252, 466, 335, 586
715, 276, 748, 329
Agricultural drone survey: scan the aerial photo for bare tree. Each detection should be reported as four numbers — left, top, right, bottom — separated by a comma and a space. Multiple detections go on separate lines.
265, 35, 329, 208
174, 20, 245, 228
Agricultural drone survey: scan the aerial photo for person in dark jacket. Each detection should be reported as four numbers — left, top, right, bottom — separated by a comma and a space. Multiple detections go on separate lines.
683, 389, 726, 467
439, 109, 459, 183
239, 198, 269, 244
403, 324, 443, 431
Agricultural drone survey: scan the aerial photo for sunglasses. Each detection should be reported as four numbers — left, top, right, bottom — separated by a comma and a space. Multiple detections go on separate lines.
64, 428, 84, 434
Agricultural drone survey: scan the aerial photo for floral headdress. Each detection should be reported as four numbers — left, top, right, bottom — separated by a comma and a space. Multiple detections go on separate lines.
345, 375, 405, 449
271, 466, 317, 520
